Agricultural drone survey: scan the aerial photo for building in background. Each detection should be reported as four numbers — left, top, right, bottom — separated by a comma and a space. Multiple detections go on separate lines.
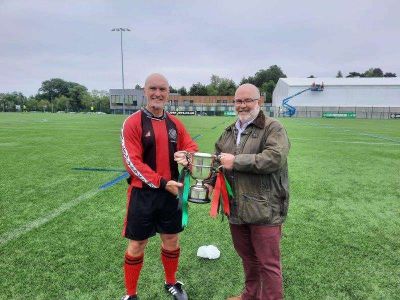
109, 89, 266, 116
272, 78, 400, 118
109, 88, 146, 115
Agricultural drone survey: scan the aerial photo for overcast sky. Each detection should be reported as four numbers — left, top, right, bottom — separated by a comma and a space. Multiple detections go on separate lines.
1, 0, 399, 96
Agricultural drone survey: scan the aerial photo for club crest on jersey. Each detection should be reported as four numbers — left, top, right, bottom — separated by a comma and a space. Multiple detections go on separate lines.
168, 128, 177, 142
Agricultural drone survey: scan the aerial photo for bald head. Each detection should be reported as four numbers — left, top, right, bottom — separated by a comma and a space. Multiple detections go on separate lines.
143, 73, 170, 117
235, 83, 260, 99
144, 73, 169, 88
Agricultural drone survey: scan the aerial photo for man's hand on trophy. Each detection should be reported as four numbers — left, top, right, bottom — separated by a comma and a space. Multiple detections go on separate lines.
218, 153, 235, 170
165, 180, 183, 196
174, 151, 189, 166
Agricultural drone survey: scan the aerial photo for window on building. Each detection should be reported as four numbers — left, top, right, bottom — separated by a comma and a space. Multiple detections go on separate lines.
111, 95, 121, 103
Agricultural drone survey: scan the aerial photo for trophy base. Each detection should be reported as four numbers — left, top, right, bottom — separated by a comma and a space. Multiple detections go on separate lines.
188, 197, 211, 204
188, 185, 210, 204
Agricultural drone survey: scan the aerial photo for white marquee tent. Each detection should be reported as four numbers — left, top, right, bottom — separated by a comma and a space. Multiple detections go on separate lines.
272, 77, 400, 108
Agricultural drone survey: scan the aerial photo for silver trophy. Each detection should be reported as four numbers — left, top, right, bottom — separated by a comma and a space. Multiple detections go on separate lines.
187, 152, 215, 204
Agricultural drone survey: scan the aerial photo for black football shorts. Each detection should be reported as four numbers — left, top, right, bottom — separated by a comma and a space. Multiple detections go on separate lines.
124, 187, 183, 241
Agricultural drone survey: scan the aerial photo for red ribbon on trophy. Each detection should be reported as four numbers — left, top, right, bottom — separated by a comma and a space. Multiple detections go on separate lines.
210, 172, 232, 217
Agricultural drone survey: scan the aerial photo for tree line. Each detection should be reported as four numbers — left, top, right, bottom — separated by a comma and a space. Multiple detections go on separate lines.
339, 68, 396, 78
148, 65, 287, 103
308, 68, 397, 79
0, 78, 110, 113
1, 66, 396, 112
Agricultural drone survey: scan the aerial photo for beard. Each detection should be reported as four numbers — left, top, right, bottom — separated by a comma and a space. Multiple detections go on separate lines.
237, 106, 260, 123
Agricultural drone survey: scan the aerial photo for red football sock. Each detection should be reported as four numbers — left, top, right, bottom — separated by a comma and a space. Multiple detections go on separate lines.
124, 252, 144, 296
161, 247, 180, 285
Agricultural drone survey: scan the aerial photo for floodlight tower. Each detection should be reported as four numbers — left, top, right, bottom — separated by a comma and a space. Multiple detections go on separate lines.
112, 27, 131, 115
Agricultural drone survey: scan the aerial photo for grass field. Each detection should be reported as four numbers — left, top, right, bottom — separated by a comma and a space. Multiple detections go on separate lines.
0, 112, 399, 300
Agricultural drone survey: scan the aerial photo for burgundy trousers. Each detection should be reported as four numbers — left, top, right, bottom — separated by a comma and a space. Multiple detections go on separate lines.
229, 223, 283, 300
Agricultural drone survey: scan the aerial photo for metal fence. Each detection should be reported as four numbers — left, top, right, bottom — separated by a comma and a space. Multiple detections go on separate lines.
272, 106, 400, 119
110, 103, 400, 119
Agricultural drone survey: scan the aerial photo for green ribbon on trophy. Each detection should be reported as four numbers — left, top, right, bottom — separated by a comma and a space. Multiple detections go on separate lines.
177, 152, 216, 227
224, 174, 234, 199
178, 167, 191, 227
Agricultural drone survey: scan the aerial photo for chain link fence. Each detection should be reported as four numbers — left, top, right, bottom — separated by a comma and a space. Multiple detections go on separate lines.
272, 106, 400, 119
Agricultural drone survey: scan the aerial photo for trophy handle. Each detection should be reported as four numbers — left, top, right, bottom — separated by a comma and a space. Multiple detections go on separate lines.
185, 151, 193, 164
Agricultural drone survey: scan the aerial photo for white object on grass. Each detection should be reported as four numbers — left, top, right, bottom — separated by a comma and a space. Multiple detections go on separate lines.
197, 245, 220, 259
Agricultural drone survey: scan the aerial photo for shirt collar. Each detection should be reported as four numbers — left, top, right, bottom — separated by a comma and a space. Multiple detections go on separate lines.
141, 107, 167, 120
235, 116, 256, 131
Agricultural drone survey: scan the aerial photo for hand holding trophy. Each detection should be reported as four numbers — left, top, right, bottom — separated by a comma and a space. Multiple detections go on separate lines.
175, 151, 233, 227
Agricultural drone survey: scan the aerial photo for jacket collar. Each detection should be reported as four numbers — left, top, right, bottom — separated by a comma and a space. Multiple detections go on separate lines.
252, 110, 266, 128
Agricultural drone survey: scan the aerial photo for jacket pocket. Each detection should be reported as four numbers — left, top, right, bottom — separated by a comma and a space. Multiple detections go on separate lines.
239, 194, 272, 224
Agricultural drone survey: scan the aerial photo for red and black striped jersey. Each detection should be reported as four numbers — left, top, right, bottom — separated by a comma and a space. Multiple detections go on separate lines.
121, 108, 198, 189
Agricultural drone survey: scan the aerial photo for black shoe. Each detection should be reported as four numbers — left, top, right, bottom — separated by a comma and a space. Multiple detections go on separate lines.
164, 281, 188, 300
121, 295, 138, 300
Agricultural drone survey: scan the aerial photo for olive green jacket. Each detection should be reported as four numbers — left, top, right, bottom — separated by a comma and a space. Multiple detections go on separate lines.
214, 110, 290, 225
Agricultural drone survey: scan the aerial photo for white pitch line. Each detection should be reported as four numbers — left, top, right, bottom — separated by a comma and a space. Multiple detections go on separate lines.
0, 188, 100, 247
291, 138, 400, 146
299, 122, 400, 143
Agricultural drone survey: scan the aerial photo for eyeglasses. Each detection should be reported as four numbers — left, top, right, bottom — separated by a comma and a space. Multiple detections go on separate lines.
234, 98, 259, 105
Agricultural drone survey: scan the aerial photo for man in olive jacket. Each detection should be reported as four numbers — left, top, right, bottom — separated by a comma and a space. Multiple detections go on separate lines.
216, 83, 290, 300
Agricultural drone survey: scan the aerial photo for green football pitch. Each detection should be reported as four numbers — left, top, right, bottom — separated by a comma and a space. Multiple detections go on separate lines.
0, 113, 399, 300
